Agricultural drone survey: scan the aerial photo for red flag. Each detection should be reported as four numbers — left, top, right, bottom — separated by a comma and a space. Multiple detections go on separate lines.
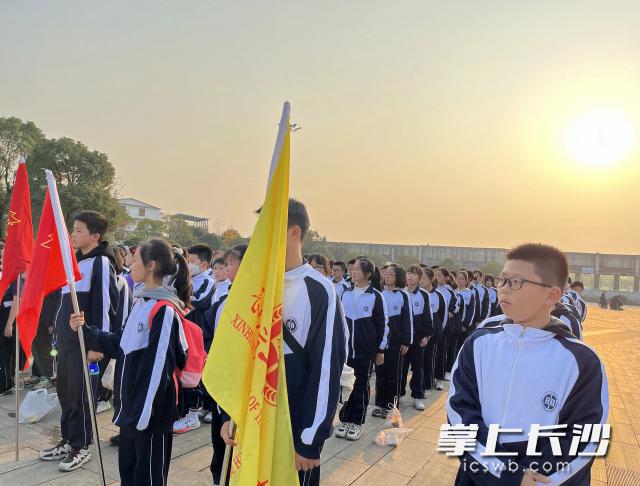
17, 188, 80, 363
0, 158, 34, 299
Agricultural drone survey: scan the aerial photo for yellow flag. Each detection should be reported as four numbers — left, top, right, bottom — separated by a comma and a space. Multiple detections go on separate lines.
203, 102, 299, 486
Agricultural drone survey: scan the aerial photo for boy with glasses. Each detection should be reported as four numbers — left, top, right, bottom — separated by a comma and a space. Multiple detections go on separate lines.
446, 243, 608, 486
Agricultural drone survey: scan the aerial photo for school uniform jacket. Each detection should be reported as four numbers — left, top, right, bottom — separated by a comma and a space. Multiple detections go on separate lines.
436, 285, 458, 333
381, 288, 414, 348
446, 318, 608, 486
190, 271, 215, 312
55, 242, 119, 350
408, 287, 434, 342
85, 298, 188, 433
428, 288, 447, 339
471, 282, 490, 323
487, 286, 501, 317
552, 303, 583, 340
341, 284, 388, 359
282, 263, 347, 459
567, 290, 587, 322
454, 289, 477, 333
333, 278, 350, 300
113, 274, 133, 333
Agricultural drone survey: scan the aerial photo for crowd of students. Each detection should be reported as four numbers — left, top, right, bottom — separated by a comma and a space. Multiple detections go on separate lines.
0, 201, 606, 486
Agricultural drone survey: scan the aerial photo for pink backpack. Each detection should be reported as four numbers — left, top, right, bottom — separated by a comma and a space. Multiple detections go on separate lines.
149, 300, 206, 389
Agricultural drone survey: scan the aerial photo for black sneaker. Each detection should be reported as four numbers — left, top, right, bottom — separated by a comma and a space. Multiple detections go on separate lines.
58, 447, 91, 472
110, 434, 120, 446
40, 440, 72, 461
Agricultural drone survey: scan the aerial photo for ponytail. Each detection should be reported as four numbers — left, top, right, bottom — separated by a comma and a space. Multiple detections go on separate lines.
356, 257, 382, 291
138, 239, 192, 305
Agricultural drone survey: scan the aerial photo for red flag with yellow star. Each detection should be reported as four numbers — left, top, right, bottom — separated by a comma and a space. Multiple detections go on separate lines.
0, 157, 33, 299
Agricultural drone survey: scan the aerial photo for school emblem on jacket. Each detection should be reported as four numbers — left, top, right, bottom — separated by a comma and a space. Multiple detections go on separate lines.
285, 317, 297, 333
363, 306, 369, 312
136, 322, 145, 333
542, 391, 558, 411
394, 305, 399, 310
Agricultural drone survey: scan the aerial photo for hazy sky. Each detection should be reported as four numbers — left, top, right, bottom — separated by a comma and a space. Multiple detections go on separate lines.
2, 1, 639, 254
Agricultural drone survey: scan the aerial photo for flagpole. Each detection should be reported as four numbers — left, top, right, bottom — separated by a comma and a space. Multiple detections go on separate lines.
14, 276, 21, 461
220, 419, 236, 486
68, 280, 107, 486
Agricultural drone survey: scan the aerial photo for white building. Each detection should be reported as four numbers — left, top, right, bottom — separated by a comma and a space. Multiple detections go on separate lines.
118, 198, 162, 227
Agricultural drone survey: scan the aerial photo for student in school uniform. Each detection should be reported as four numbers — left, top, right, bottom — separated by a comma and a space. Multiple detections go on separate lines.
420, 266, 445, 398
220, 199, 346, 486
186, 244, 215, 326
210, 257, 230, 306
452, 271, 476, 356
373, 264, 412, 417
331, 260, 350, 299
484, 274, 502, 317
70, 239, 190, 486
447, 243, 608, 486
434, 268, 457, 387
337, 257, 388, 440
569, 281, 587, 322
308, 253, 332, 279
400, 265, 433, 410
471, 270, 491, 324
40, 211, 119, 472
96, 245, 132, 415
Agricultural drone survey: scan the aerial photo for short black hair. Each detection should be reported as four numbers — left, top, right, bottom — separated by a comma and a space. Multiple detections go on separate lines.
287, 198, 310, 241
333, 260, 347, 272
473, 269, 483, 277
74, 211, 109, 242
188, 244, 213, 265
505, 243, 568, 289
256, 198, 310, 241
347, 259, 357, 265
571, 281, 584, 291
212, 257, 225, 267
224, 244, 248, 263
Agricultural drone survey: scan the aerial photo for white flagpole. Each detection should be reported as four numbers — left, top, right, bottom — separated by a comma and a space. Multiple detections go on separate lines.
45, 170, 107, 486
14, 276, 21, 461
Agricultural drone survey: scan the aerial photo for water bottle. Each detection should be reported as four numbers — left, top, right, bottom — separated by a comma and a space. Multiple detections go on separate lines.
88, 362, 100, 377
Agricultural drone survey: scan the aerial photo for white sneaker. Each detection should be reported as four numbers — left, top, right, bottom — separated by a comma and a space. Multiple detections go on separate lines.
196, 408, 206, 419
58, 448, 91, 472
95, 401, 112, 414
414, 398, 425, 410
346, 424, 362, 441
203, 412, 213, 424
444, 372, 451, 381
40, 440, 72, 461
173, 412, 201, 434
436, 380, 444, 390
335, 422, 350, 438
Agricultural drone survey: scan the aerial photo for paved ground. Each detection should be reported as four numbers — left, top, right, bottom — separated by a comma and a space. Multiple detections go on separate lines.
0, 305, 638, 485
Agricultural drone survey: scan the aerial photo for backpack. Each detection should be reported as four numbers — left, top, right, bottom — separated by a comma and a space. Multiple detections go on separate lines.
148, 300, 206, 389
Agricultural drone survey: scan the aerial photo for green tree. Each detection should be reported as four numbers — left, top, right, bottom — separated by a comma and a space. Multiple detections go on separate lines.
479, 262, 503, 276
164, 215, 197, 247
0, 117, 45, 235
303, 229, 333, 258
438, 258, 458, 270
123, 218, 167, 245
192, 227, 223, 250
396, 254, 420, 268
28, 137, 129, 235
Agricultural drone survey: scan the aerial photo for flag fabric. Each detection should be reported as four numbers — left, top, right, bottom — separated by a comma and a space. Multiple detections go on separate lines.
18, 171, 81, 363
202, 102, 299, 486
0, 157, 34, 299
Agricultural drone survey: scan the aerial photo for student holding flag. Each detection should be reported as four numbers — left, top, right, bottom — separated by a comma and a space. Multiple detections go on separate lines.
39, 211, 119, 471
219, 199, 347, 485
204, 103, 346, 486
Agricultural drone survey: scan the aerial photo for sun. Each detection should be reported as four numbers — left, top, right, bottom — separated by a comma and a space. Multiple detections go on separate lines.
564, 108, 635, 167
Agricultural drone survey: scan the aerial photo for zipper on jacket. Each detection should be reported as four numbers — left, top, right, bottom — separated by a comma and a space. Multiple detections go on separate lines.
500, 326, 526, 424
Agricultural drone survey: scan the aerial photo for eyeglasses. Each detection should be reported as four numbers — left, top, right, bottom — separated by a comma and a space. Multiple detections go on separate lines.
496, 275, 552, 290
